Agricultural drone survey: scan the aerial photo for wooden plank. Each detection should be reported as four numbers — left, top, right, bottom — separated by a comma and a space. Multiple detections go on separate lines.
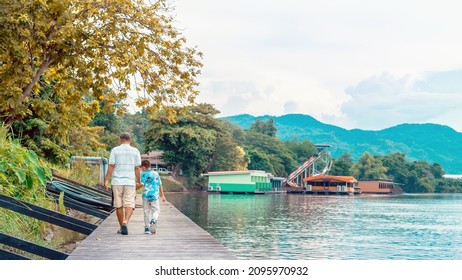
67, 199, 237, 260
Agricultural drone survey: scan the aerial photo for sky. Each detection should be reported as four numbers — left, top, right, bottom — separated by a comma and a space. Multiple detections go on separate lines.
171, 0, 462, 132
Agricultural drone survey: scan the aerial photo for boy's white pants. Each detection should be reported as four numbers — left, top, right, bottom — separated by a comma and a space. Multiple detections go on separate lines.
142, 198, 160, 227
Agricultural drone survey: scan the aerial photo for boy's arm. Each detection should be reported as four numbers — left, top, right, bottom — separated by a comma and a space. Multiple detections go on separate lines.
160, 185, 166, 202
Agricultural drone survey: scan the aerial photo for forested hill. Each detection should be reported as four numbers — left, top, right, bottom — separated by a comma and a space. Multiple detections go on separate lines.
222, 114, 462, 174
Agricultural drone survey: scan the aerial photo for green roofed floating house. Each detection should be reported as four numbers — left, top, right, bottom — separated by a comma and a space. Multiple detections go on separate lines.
204, 170, 285, 194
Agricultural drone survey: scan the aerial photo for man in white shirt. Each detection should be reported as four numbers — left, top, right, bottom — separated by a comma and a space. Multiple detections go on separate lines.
104, 132, 141, 235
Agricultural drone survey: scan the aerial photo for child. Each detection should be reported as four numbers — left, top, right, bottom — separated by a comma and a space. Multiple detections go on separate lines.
139, 159, 166, 234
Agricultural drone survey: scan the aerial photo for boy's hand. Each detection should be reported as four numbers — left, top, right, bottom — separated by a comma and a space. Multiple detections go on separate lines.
162, 196, 166, 202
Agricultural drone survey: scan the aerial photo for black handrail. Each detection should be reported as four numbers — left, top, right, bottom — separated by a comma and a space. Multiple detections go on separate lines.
0, 194, 96, 235
0, 249, 28, 260
0, 233, 68, 260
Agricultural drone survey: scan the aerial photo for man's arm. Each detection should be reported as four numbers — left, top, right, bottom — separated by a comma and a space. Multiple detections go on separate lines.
104, 164, 115, 191
135, 165, 141, 185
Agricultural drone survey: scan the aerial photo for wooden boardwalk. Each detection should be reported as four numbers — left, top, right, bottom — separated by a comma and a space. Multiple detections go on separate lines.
67, 199, 237, 260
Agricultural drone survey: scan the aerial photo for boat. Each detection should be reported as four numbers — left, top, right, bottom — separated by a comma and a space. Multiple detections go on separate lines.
204, 170, 284, 194
357, 180, 403, 194
286, 174, 357, 195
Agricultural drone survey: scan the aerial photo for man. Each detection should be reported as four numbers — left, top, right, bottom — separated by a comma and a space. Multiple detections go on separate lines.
104, 132, 141, 235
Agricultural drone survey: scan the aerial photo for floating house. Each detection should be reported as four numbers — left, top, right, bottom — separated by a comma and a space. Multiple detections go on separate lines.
205, 170, 284, 194
357, 180, 403, 194
286, 174, 357, 195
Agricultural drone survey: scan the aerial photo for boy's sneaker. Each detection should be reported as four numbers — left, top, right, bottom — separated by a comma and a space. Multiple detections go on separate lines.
150, 220, 157, 234
144, 227, 151, 234
121, 223, 128, 235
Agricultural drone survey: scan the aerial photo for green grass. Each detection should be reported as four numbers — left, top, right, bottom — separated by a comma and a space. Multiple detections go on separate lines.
161, 176, 186, 192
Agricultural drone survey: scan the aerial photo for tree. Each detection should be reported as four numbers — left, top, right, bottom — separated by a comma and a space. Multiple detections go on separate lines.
10, 79, 105, 164
330, 153, 354, 176
243, 131, 296, 176
378, 153, 410, 185
144, 104, 245, 178
245, 147, 274, 173
430, 163, 445, 179
250, 119, 277, 137
284, 138, 317, 165
211, 135, 248, 172
351, 152, 387, 180
1, 0, 202, 125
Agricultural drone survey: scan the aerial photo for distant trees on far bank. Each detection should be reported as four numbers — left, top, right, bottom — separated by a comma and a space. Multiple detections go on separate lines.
330, 152, 462, 193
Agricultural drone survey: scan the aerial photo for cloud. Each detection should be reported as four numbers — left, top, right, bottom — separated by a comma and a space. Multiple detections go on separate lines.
283, 101, 300, 114
414, 69, 462, 94
341, 71, 462, 130
174, 0, 462, 132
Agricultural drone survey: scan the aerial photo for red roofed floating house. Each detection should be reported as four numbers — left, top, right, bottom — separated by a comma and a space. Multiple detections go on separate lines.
286, 174, 358, 195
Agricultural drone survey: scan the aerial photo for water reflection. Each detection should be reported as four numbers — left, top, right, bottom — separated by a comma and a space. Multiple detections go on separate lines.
166, 192, 462, 260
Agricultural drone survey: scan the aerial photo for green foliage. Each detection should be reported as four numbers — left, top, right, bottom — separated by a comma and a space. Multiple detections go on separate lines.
242, 131, 296, 176
0, 124, 56, 255
58, 191, 66, 215
435, 178, 462, 193
122, 110, 151, 151
351, 152, 387, 180
144, 104, 245, 179
53, 160, 102, 188
0, 125, 52, 199
378, 153, 410, 184
245, 147, 274, 173
7, 79, 106, 165
284, 138, 317, 165
330, 153, 354, 176
160, 176, 186, 192
250, 118, 277, 137
90, 107, 149, 152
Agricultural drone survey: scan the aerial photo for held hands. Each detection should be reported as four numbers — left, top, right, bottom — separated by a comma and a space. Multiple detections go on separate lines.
136, 182, 144, 190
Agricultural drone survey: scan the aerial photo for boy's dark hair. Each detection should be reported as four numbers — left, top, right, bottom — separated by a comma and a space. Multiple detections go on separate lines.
141, 159, 151, 169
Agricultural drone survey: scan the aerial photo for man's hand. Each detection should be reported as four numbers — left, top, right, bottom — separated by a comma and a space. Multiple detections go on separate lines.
136, 183, 144, 190
103, 180, 109, 191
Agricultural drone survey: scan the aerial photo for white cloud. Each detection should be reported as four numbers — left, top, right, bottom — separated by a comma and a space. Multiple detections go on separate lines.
173, 0, 462, 132
341, 71, 462, 130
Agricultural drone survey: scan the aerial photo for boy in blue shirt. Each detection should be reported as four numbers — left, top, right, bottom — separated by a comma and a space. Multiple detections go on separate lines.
139, 160, 166, 234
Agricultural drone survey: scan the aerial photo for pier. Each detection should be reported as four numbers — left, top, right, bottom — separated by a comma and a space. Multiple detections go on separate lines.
67, 199, 237, 260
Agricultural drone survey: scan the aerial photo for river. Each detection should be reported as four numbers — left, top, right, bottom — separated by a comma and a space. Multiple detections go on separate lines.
165, 192, 462, 260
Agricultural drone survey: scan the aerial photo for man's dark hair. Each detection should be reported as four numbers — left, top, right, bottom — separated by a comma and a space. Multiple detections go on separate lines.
141, 160, 151, 169
120, 132, 131, 141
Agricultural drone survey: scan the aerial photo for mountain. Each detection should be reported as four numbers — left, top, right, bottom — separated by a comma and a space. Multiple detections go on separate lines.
222, 114, 462, 174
